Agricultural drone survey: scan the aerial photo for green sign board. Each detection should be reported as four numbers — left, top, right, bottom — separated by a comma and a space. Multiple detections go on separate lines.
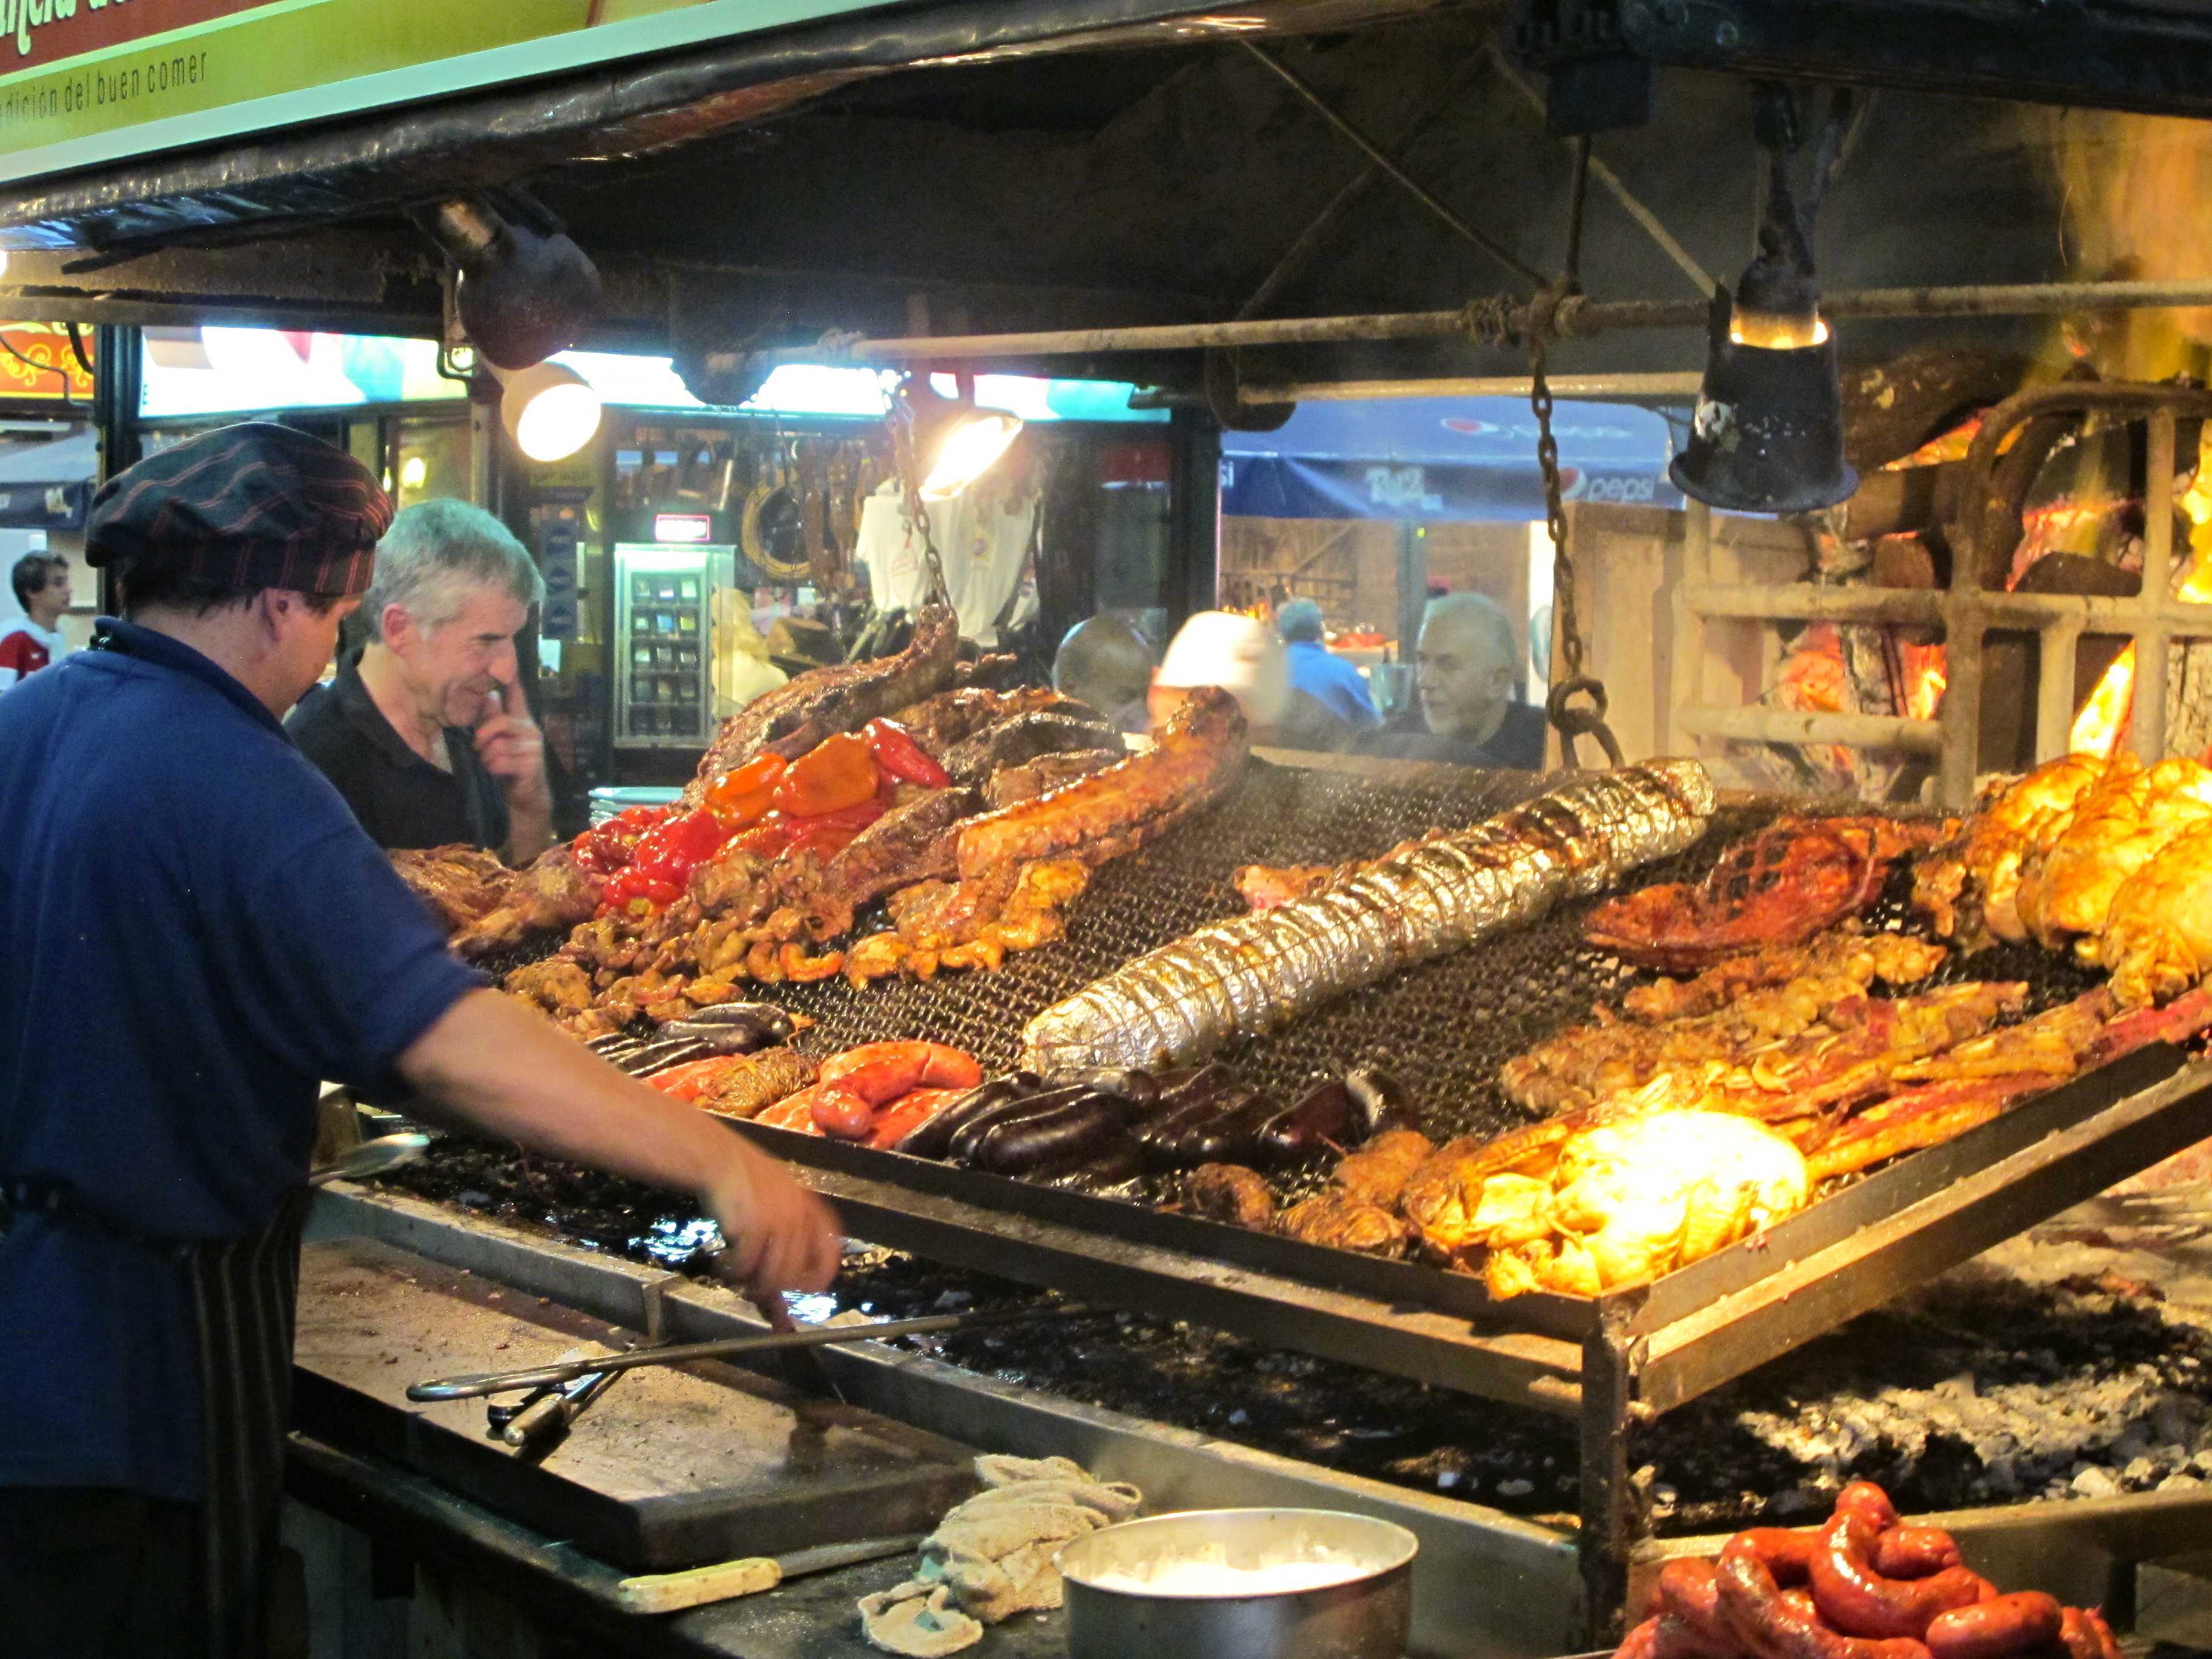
0, 0, 902, 189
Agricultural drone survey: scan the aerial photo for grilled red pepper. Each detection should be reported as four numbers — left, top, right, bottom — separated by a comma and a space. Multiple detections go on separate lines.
705, 754, 788, 826
863, 719, 951, 789
772, 732, 879, 817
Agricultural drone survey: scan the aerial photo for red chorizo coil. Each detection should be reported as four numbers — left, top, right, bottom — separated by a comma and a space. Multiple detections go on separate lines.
1925, 1593, 2062, 1659
1809, 1512, 1988, 1640
1874, 1528, 1963, 1580
1617, 1617, 1664, 1659
1718, 1537, 1934, 1659
1741, 1529, 1819, 1586
2058, 1608, 2122, 1659
1660, 1558, 1735, 1651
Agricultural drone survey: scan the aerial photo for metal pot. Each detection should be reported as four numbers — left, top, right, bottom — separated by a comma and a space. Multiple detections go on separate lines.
1057, 1508, 1417, 1659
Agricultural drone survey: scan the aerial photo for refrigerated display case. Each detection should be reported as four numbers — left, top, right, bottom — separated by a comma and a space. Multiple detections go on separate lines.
612, 542, 735, 748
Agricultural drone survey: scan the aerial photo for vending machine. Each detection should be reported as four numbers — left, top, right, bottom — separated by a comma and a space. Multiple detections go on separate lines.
612, 541, 738, 749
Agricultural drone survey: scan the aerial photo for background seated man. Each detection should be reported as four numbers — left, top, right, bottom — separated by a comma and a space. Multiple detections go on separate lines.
290, 499, 553, 859
1276, 598, 1379, 737
1053, 611, 1155, 734
1360, 590, 1547, 769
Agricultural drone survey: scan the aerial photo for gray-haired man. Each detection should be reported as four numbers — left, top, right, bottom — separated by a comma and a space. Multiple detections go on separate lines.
288, 499, 554, 859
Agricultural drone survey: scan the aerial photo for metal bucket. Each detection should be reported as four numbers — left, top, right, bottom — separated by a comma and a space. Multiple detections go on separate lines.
1057, 1508, 1418, 1659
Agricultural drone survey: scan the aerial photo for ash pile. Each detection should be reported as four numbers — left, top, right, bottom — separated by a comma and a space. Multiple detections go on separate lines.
370, 1152, 2212, 1533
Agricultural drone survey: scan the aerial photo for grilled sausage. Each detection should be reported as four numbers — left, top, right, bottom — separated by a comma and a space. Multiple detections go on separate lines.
1658, 1558, 1734, 1651
948, 1084, 1093, 1164
1810, 1511, 1986, 1640
1136, 1083, 1274, 1168
1740, 1530, 1818, 1586
2059, 1608, 2123, 1659
674, 1002, 798, 1041
1068, 1067, 1164, 1110
1720, 1537, 1935, 1659
618, 1037, 718, 1077
1652, 1614, 1737, 1659
805, 1085, 877, 1141
1346, 1068, 1423, 1139
1617, 1619, 1664, 1659
894, 1079, 1028, 1159
971, 1093, 1128, 1173
1256, 1079, 1355, 1164
822, 1041, 984, 1105
869, 1087, 962, 1150
1925, 1595, 2062, 1659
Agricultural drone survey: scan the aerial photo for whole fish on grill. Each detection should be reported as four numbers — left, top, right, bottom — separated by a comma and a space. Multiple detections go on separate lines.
1019, 760, 1717, 1076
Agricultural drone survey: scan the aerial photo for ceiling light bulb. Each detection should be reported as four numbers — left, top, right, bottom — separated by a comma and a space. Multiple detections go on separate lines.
922, 409, 1022, 499
399, 455, 428, 490
498, 360, 602, 462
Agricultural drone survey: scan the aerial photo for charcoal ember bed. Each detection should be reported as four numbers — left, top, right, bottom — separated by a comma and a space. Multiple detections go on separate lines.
367, 1150, 2212, 1532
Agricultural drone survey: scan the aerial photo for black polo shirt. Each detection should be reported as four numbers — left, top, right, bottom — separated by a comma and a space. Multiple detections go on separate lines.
286, 648, 509, 852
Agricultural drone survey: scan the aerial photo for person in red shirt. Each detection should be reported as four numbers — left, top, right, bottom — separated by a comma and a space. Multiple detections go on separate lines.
0, 553, 69, 691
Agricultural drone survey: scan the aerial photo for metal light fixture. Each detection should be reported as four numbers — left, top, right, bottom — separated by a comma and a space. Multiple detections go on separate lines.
494, 360, 602, 462
424, 193, 602, 372
894, 374, 1023, 500
1671, 89, 1858, 515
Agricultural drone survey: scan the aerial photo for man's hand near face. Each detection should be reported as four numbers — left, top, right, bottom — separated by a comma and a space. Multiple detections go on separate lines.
475, 686, 554, 862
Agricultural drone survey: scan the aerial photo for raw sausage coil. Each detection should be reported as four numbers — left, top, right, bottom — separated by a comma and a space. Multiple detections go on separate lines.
1720, 1537, 1934, 1659
1924, 1594, 2062, 1659
1809, 1511, 1988, 1640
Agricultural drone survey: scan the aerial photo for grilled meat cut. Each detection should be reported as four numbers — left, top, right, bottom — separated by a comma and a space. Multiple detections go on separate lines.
1585, 816, 1949, 971
1504, 930, 1951, 1115
1912, 752, 2105, 946
957, 684, 1248, 883
390, 845, 509, 931
2014, 755, 2212, 959
392, 844, 603, 959
845, 859, 1092, 985
888, 685, 1073, 757
1621, 927, 1948, 1024
1182, 1164, 1279, 1228
450, 845, 603, 959
684, 605, 957, 802
1022, 760, 1716, 1076
815, 786, 977, 913
1232, 836, 1444, 911
982, 749, 1125, 809
1329, 1128, 1435, 1208
1276, 1190, 1416, 1257
939, 708, 1122, 786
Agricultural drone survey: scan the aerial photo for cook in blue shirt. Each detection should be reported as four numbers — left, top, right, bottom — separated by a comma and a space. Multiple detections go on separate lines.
0, 424, 841, 1659
1277, 598, 1379, 729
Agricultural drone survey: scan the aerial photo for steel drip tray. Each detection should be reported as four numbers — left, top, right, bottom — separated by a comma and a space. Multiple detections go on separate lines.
293, 1238, 977, 1570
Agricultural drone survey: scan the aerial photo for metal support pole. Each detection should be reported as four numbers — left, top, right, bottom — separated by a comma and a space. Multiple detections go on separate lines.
2131, 411, 2177, 763
1663, 501, 1712, 757
91, 323, 141, 615
725, 278, 2212, 376
1247, 372, 1705, 403
1939, 598, 1987, 808
1168, 406, 1222, 634
1578, 1295, 1644, 1647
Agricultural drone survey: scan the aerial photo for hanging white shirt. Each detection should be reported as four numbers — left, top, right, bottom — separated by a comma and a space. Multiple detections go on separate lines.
854, 482, 1037, 646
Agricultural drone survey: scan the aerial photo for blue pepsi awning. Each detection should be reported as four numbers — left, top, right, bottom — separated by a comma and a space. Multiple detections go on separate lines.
1219, 396, 1683, 522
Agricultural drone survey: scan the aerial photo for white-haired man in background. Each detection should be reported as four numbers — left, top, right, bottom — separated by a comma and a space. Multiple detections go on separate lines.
1362, 591, 1547, 769
289, 498, 554, 858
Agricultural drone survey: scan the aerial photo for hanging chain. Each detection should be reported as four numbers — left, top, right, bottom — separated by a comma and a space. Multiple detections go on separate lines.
1531, 309, 1625, 769
888, 375, 951, 611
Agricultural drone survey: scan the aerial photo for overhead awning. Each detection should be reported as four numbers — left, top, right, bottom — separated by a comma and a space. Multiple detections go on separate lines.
1219, 396, 1684, 523
0, 428, 98, 530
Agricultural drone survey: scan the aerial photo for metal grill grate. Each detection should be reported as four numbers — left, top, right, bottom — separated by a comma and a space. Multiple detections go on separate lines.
483, 762, 2104, 1147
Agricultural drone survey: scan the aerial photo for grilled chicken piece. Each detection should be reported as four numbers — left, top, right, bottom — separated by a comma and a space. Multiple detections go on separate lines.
1276, 1190, 1415, 1257
390, 845, 511, 932
504, 957, 594, 1019
1182, 1164, 1278, 1229
2102, 821, 2212, 1007
2014, 756, 2212, 959
1913, 752, 2106, 945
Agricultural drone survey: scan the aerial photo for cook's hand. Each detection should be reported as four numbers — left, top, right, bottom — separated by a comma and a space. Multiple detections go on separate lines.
705, 1141, 843, 1303
475, 693, 549, 800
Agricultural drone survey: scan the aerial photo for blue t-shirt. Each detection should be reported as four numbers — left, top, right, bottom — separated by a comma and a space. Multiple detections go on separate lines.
1284, 639, 1380, 728
0, 620, 482, 1501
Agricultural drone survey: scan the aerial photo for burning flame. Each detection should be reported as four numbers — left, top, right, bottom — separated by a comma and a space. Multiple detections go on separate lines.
1903, 646, 1947, 722
2070, 472, 2212, 756
1730, 310, 1831, 350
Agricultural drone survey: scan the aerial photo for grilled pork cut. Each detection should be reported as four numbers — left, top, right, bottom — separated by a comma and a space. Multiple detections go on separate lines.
1912, 751, 2105, 947
2102, 819, 2212, 1006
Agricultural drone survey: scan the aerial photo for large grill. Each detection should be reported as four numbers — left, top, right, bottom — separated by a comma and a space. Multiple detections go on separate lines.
472, 756, 2212, 1634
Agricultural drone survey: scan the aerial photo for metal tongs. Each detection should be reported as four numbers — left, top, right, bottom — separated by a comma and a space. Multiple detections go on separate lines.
407, 1303, 1056, 1403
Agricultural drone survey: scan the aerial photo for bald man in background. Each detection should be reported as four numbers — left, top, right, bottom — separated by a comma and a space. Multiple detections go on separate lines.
1362, 591, 1547, 769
